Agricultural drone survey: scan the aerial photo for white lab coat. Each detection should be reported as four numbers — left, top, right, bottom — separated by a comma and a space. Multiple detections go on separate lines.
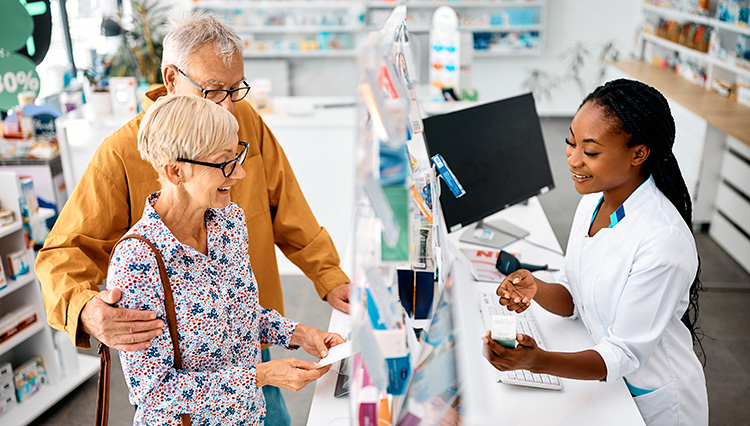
559, 176, 708, 426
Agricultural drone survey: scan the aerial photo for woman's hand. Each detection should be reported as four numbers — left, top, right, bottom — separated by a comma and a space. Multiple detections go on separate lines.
497, 269, 537, 313
290, 324, 346, 359
482, 331, 544, 372
255, 358, 330, 392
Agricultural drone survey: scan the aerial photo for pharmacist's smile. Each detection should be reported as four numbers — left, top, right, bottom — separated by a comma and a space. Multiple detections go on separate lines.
571, 170, 592, 183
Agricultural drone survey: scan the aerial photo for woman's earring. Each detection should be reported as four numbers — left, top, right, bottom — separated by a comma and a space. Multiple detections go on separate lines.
178, 181, 182, 186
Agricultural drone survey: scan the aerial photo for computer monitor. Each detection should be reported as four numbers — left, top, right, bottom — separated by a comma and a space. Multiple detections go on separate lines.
423, 93, 554, 248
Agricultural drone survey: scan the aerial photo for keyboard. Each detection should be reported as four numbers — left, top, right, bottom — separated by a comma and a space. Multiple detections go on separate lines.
477, 289, 563, 390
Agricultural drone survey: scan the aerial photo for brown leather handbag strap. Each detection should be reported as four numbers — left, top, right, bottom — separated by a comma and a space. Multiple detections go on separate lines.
95, 343, 110, 426
96, 234, 191, 426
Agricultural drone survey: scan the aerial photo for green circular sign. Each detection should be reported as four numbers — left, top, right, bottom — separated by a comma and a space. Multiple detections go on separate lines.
0, 52, 40, 110
0, 0, 34, 51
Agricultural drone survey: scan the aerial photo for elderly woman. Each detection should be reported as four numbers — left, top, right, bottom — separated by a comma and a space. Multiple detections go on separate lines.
106, 95, 343, 425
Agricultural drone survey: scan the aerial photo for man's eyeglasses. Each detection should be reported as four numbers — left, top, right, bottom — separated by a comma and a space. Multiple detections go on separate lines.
177, 142, 249, 178
172, 65, 251, 104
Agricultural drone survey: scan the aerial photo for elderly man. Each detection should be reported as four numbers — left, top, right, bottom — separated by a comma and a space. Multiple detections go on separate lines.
36, 11, 350, 425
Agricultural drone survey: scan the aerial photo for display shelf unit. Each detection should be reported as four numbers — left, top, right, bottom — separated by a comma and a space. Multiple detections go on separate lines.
641, 33, 750, 79
0, 171, 98, 425
0, 274, 36, 300
198, 0, 363, 9
242, 50, 359, 58
0, 354, 99, 426
367, 0, 546, 8
239, 25, 365, 33
640, 2, 750, 92
642, 3, 750, 35
368, 0, 546, 55
192, 0, 367, 57
0, 222, 22, 241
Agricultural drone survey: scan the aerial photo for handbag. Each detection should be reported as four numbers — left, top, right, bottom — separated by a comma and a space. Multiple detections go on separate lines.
96, 234, 191, 426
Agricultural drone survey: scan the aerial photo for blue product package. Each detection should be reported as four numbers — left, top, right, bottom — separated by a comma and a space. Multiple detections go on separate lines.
431, 154, 466, 198
385, 354, 411, 395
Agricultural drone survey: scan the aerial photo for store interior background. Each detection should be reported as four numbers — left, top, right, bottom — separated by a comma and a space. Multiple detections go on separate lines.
9, 0, 750, 424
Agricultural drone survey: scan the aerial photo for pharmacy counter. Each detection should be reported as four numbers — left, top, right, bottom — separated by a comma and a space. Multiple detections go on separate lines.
307, 198, 645, 426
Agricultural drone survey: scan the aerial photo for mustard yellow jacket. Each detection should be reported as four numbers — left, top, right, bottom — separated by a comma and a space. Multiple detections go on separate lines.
36, 87, 350, 348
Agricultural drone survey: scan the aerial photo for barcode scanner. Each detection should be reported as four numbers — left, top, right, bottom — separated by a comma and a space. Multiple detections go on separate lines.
495, 250, 555, 275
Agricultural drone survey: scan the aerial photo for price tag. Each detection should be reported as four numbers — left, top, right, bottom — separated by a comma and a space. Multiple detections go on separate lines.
0, 52, 40, 110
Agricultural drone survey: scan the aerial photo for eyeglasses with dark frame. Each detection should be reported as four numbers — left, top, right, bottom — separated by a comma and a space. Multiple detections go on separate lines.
172, 65, 251, 104
177, 142, 249, 178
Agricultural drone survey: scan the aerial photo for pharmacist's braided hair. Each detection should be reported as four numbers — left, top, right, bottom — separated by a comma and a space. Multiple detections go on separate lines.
580, 78, 704, 361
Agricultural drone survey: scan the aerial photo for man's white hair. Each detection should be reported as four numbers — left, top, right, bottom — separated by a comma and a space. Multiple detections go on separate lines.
138, 95, 239, 180
161, 10, 243, 73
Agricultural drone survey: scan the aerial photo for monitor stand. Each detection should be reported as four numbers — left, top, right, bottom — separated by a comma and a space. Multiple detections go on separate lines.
458, 219, 530, 249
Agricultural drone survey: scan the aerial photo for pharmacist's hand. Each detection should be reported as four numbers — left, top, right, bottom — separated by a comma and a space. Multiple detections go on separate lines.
80, 288, 164, 352
256, 358, 330, 392
497, 269, 536, 314
325, 283, 351, 314
482, 331, 541, 372
291, 324, 346, 359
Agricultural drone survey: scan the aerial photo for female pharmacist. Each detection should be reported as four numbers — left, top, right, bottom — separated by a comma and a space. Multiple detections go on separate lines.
484, 79, 707, 426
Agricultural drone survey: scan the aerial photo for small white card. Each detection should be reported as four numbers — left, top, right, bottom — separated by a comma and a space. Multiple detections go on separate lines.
317, 341, 359, 368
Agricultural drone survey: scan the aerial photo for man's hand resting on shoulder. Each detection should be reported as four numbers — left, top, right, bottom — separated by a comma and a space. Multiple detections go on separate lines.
80, 288, 164, 351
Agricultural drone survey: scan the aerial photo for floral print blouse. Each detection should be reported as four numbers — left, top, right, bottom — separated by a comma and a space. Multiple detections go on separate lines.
107, 192, 298, 425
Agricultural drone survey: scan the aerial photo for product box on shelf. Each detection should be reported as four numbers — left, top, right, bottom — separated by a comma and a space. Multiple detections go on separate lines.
0, 304, 38, 344
0, 391, 16, 417
6, 249, 31, 280
19, 177, 38, 215
14, 356, 49, 403
0, 362, 16, 417
0, 363, 12, 383
0, 260, 6, 291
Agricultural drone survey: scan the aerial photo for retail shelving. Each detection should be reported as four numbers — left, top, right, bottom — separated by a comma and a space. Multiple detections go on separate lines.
0, 222, 22, 240
242, 50, 359, 58
367, 0, 546, 8
192, 0, 367, 57
642, 3, 750, 35
642, 33, 750, 79
368, 0, 546, 55
640, 2, 750, 92
0, 171, 98, 425
194, 0, 547, 56
0, 354, 99, 425
0, 274, 37, 307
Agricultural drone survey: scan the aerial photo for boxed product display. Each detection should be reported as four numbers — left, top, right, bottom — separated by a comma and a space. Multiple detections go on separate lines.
0, 260, 6, 291
0, 362, 15, 417
13, 356, 49, 403
19, 177, 38, 214
0, 209, 14, 226
0, 392, 16, 417
6, 250, 31, 280
0, 305, 38, 344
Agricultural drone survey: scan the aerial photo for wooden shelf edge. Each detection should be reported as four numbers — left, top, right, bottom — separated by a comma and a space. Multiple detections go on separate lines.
609, 59, 750, 148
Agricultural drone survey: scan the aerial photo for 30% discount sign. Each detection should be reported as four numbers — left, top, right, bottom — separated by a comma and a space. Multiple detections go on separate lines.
0, 49, 41, 110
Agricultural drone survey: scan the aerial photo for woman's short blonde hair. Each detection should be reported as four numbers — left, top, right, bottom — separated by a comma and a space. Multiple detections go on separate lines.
138, 95, 239, 177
